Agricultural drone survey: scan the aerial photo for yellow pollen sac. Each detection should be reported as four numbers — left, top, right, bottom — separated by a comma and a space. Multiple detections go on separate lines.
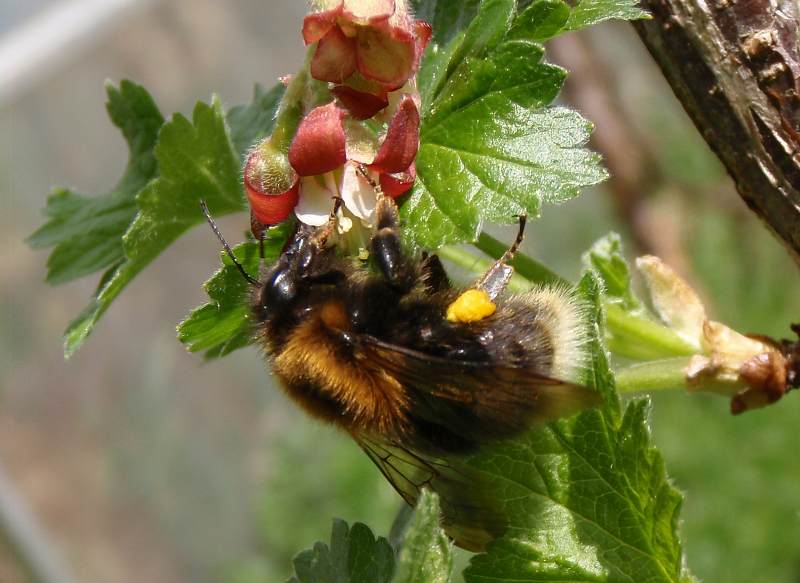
446, 289, 496, 323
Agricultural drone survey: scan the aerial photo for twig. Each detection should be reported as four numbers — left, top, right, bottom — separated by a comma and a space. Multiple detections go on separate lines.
633, 0, 800, 264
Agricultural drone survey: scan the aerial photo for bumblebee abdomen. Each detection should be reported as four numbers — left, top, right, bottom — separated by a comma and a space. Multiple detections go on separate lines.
395, 285, 589, 382
492, 285, 589, 382
268, 300, 412, 439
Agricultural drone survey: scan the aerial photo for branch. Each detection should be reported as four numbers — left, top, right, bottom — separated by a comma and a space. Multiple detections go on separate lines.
633, 0, 800, 263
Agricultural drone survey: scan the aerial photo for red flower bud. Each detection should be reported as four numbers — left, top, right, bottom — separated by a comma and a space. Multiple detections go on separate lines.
244, 140, 300, 225
369, 95, 419, 173
302, 5, 339, 44
380, 162, 416, 197
332, 85, 389, 120
303, 1, 431, 88
355, 26, 417, 86
288, 102, 348, 176
311, 26, 358, 83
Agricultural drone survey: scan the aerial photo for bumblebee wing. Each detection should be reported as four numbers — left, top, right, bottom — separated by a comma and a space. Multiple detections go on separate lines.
355, 433, 505, 552
359, 335, 600, 446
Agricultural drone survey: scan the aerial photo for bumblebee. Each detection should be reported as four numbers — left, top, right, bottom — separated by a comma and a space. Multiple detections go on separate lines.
202, 181, 599, 550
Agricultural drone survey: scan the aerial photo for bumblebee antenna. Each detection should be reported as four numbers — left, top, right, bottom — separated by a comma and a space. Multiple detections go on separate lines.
199, 200, 260, 287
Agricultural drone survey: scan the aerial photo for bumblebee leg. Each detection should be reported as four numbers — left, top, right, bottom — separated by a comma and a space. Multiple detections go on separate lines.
289, 197, 344, 284
329, 195, 344, 226
476, 215, 527, 300
356, 165, 416, 291
420, 253, 451, 293
371, 196, 417, 290
306, 202, 346, 283
445, 216, 527, 322
309, 196, 344, 248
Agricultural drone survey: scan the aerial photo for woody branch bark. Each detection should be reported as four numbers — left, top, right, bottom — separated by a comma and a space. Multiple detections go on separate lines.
633, 0, 800, 263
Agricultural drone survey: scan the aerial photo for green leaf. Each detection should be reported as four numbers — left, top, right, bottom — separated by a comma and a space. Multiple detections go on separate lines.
404, 0, 607, 249
405, 0, 650, 250
583, 232, 643, 313
226, 83, 285, 159
27, 80, 163, 285
508, 0, 571, 42
564, 0, 649, 31
460, 273, 693, 583
61, 97, 246, 357
289, 520, 395, 583
515, 0, 648, 29
394, 491, 453, 583
178, 243, 259, 359
30, 81, 283, 358
446, 0, 516, 74
407, 99, 604, 248
412, 0, 481, 45
177, 221, 295, 359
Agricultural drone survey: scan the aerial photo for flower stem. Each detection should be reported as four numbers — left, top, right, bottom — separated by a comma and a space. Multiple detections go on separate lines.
271, 68, 309, 153
604, 304, 696, 360
615, 358, 693, 393
271, 46, 329, 153
439, 240, 697, 361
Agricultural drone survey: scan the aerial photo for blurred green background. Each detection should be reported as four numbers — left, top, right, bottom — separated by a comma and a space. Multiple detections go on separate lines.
1, 2, 799, 582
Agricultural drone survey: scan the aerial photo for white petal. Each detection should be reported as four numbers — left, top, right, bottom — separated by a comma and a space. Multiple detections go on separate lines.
340, 163, 377, 224
294, 176, 333, 226
344, 118, 379, 164
636, 255, 706, 349
337, 215, 353, 234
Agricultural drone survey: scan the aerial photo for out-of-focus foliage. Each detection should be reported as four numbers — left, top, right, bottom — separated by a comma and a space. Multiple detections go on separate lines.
224, 422, 399, 582
288, 519, 395, 583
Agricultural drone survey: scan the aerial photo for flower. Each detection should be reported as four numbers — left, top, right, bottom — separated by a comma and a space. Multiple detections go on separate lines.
287, 94, 420, 227
244, 0, 427, 235
288, 102, 348, 177
244, 140, 300, 228
303, 0, 431, 89
636, 255, 792, 413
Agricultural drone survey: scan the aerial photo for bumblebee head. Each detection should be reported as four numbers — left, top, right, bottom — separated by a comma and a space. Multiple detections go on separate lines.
255, 222, 342, 321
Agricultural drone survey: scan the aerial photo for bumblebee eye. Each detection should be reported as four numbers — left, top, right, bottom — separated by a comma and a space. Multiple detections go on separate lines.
297, 245, 317, 273
262, 268, 298, 309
